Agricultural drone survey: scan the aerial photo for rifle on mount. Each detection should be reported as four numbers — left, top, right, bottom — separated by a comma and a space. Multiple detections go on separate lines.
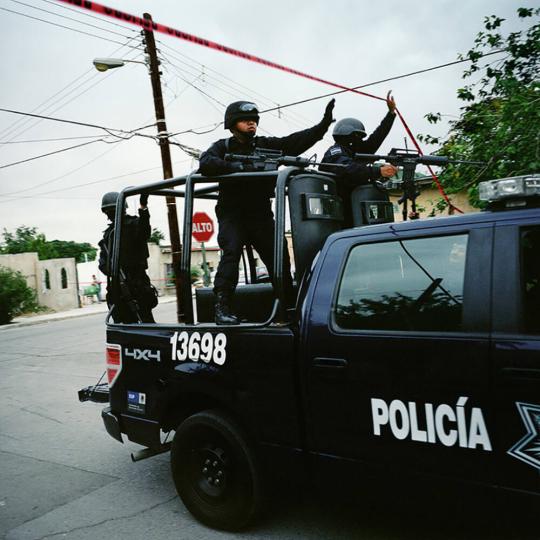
354, 148, 483, 221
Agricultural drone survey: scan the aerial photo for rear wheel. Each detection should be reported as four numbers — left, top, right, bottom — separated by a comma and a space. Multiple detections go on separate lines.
171, 410, 263, 531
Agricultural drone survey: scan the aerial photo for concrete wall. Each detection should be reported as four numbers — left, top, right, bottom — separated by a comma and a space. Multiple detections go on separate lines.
36, 258, 79, 311
0, 252, 39, 290
0, 253, 79, 311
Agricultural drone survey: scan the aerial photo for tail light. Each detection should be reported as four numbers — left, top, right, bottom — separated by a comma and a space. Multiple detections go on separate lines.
106, 343, 122, 387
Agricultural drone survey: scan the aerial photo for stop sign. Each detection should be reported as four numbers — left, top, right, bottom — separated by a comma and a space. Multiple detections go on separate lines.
192, 212, 215, 243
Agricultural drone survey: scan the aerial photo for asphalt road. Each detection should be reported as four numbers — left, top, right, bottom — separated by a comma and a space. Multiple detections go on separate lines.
0, 306, 536, 539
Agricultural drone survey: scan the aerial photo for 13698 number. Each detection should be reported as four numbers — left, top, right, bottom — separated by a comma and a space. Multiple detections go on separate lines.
170, 331, 227, 365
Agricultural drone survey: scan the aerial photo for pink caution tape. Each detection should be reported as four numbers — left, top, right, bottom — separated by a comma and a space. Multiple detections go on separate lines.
58, 0, 461, 213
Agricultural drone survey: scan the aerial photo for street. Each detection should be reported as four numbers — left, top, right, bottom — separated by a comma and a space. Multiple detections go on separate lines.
0, 306, 536, 540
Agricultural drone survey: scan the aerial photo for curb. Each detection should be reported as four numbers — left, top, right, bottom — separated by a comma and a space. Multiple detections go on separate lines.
0, 308, 109, 331
0, 297, 176, 331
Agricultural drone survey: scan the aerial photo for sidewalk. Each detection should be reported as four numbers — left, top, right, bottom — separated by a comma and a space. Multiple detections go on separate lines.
0, 296, 176, 331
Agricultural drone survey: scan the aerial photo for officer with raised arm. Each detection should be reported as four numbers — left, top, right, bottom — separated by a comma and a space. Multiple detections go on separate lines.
199, 99, 335, 324
98, 192, 157, 323
320, 91, 398, 227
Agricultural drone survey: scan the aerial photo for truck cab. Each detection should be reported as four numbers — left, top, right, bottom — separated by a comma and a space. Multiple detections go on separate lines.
81, 168, 540, 531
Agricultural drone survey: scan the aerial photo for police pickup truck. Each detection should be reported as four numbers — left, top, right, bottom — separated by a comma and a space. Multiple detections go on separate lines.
80, 159, 540, 531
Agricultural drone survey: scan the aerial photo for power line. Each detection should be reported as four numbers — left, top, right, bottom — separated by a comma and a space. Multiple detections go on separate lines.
0, 36, 141, 142
0, 138, 118, 170
7, 0, 134, 39
0, 158, 193, 203
0, 108, 157, 140
0, 135, 104, 144
258, 49, 507, 115
157, 40, 311, 129
167, 48, 507, 137
39, 0, 137, 32
0, 6, 143, 48
1, 139, 129, 197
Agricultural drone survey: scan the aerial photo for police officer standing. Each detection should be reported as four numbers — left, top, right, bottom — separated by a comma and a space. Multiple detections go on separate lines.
98, 192, 157, 323
199, 99, 335, 324
320, 92, 398, 227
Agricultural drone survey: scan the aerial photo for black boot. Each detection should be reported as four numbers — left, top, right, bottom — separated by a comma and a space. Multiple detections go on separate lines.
214, 291, 239, 325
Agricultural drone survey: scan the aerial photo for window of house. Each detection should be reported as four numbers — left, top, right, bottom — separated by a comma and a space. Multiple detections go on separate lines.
520, 226, 540, 334
61, 268, 68, 289
335, 234, 468, 332
43, 269, 51, 290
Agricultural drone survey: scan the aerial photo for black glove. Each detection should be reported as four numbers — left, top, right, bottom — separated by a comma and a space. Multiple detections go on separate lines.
322, 98, 336, 126
140, 193, 149, 206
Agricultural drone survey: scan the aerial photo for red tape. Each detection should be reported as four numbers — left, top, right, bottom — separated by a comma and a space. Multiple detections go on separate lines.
58, 0, 460, 214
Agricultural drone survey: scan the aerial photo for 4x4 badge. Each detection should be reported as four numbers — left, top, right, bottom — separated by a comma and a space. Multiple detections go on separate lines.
507, 402, 540, 471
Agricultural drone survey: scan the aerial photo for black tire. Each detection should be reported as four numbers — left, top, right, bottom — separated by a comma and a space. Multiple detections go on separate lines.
171, 410, 263, 531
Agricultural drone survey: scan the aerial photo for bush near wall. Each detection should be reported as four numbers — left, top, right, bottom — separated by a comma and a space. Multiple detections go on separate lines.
0, 266, 41, 324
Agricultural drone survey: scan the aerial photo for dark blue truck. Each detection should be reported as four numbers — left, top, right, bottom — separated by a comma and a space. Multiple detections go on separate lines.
80, 166, 540, 530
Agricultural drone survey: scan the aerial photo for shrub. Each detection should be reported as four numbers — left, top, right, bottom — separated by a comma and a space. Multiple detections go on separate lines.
0, 266, 40, 324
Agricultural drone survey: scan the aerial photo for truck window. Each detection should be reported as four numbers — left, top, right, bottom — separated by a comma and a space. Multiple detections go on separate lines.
521, 226, 540, 334
335, 234, 468, 332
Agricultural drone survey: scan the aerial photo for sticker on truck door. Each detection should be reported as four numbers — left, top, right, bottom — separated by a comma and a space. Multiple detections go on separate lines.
507, 402, 540, 471
127, 391, 146, 414
170, 331, 227, 365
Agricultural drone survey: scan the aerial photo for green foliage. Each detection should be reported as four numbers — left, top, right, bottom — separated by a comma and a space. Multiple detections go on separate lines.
149, 227, 165, 245
0, 266, 41, 324
1, 226, 96, 263
421, 8, 540, 209
190, 266, 202, 283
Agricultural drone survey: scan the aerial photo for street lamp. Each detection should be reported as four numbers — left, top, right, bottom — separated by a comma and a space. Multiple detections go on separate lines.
92, 57, 148, 72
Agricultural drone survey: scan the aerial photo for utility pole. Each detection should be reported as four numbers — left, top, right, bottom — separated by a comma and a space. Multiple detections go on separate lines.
143, 13, 183, 322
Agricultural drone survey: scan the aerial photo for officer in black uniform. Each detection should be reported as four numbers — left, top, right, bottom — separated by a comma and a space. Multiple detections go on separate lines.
199, 98, 335, 324
320, 92, 398, 227
98, 192, 157, 323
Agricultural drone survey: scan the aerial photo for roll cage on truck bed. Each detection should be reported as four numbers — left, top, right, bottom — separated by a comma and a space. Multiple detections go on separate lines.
80, 160, 540, 531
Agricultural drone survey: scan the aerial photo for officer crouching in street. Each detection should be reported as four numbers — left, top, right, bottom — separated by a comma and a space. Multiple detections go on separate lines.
98, 192, 158, 323
199, 99, 336, 324
320, 92, 398, 227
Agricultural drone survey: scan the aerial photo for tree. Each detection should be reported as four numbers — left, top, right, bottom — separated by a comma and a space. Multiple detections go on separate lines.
149, 227, 165, 245
0, 266, 40, 324
420, 7, 539, 209
1, 226, 96, 263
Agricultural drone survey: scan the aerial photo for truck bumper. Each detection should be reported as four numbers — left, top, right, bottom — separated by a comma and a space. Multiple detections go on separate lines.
78, 383, 109, 403
102, 406, 123, 443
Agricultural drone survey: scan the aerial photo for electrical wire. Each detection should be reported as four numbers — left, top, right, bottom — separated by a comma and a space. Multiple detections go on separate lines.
257, 49, 507, 115
0, 135, 105, 144
39, 0, 137, 32
0, 108, 157, 141
0, 138, 119, 170
0, 158, 193, 203
0, 6, 143, 48
161, 59, 227, 110
157, 40, 311, 129
7, 0, 134, 39
166, 48, 507, 138
0, 36, 142, 143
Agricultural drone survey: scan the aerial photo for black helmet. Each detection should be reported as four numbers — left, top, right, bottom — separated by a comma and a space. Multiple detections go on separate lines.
333, 118, 367, 140
224, 101, 260, 130
101, 191, 126, 215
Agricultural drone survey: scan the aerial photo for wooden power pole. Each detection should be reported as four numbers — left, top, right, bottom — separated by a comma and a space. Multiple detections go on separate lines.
143, 13, 183, 322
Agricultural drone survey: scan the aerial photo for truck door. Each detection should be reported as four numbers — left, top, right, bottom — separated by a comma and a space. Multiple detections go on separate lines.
492, 218, 540, 495
302, 222, 495, 484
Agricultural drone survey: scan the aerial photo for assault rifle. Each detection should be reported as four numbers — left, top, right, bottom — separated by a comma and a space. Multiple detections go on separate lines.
225, 148, 338, 171
354, 148, 483, 221
102, 240, 142, 323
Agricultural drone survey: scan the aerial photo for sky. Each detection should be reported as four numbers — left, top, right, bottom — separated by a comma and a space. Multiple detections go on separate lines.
0, 0, 534, 249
